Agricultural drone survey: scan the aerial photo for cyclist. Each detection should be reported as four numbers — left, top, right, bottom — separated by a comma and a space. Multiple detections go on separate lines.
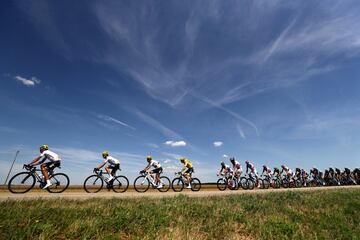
301, 168, 309, 186
218, 161, 233, 178
273, 167, 281, 178
28, 144, 61, 189
179, 157, 194, 189
310, 167, 320, 179
230, 157, 242, 181
344, 167, 356, 184
353, 168, 360, 184
281, 165, 294, 179
141, 156, 163, 188
335, 168, 341, 182
295, 168, 302, 179
245, 160, 259, 187
262, 165, 273, 178
94, 151, 120, 184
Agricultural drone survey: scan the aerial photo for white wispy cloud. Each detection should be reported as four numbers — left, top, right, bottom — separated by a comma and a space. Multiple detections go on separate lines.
213, 141, 223, 147
164, 140, 187, 147
129, 108, 182, 139
236, 124, 246, 139
14, 75, 41, 86
15, 1, 72, 59
97, 114, 135, 130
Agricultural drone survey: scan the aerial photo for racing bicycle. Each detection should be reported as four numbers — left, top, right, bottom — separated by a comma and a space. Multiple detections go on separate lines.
133, 171, 171, 193
8, 164, 69, 194
239, 174, 256, 190
83, 169, 129, 193
171, 172, 201, 192
216, 173, 237, 191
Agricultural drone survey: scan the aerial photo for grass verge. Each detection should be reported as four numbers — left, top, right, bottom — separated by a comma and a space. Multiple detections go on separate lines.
0, 188, 359, 239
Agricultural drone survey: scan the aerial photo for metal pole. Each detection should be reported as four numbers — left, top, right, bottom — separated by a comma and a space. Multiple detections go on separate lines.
4, 150, 20, 185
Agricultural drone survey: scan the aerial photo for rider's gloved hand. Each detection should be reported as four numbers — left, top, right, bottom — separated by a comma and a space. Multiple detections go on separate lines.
94, 167, 99, 172
140, 170, 145, 174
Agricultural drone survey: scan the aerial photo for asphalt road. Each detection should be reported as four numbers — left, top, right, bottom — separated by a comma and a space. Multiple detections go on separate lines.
0, 185, 359, 201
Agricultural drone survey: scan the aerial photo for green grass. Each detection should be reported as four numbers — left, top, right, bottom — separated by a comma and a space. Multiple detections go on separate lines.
0, 189, 359, 239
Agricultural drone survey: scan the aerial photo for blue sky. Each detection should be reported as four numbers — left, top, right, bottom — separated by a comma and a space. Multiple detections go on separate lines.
1, 1, 360, 184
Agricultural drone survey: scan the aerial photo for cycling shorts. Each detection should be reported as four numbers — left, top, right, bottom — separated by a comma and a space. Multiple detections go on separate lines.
185, 168, 194, 175
44, 161, 61, 171
108, 164, 120, 175
152, 167, 163, 174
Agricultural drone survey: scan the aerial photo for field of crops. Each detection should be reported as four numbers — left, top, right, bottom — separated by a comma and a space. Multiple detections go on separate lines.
0, 188, 359, 239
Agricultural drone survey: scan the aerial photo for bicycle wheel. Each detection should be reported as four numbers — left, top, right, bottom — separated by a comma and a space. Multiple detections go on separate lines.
228, 179, 238, 190
171, 178, 184, 192
240, 177, 248, 190
273, 179, 281, 188
134, 176, 150, 193
47, 173, 70, 193
112, 176, 129, 193
262, 179, 270, 189
282, 179, 289, 188
295, 180, 302, 188
84, 175, 103, 193
191, 178, 201, 191
8, 172, 36, 194
247, 179, 255, 190
158, 176, 171, 192
217, 178, 227, 191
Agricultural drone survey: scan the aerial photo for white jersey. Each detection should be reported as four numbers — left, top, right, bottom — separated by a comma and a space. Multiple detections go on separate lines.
39, 150, 61, 162
232, 161, 242, 171
222, 164, 233, 173
149, 160, 161, 169
103, 156, 120, 166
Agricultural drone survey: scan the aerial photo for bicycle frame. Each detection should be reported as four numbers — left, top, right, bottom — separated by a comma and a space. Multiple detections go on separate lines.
175, 172, 192, 183
24, 166, 46, 185
140, 172, 158, 186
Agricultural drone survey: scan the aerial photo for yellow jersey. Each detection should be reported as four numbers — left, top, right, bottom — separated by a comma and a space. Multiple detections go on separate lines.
182, 159, 193, 169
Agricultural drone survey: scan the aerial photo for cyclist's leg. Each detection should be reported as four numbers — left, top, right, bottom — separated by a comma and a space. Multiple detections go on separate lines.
41, 161, 52, 181
105, 166, 114, 181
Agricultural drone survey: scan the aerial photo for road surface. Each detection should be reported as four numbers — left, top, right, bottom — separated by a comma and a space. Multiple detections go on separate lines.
0, 185, 359, 201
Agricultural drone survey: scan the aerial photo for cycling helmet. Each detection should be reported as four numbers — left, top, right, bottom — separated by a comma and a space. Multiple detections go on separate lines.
40, 144, 49, 152
221, 161, 225, 166
245, 160, 249, 164
146, 155, 152, 161
102, 151, 109, 158
263, 165, 267, 169
230, 157, 235, 162
179, 157, 185, 162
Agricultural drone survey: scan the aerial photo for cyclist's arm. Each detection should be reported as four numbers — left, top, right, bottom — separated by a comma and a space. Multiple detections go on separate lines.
97, 161, 106, 169
29, 156, 41, 166
181, 165, 186, 173
218, 166, 224, 175
144, 163, 151, 172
